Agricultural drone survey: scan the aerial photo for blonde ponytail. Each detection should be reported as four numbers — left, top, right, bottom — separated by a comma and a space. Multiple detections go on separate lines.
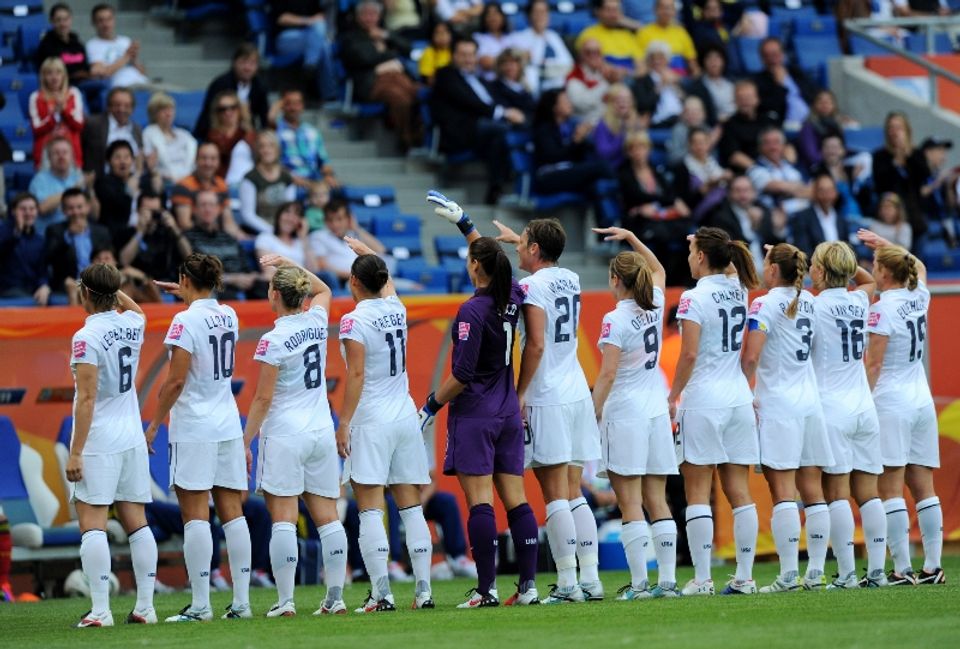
610, 251, 656, 311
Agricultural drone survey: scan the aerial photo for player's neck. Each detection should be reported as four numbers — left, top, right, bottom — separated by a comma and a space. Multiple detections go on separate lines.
528, 260, 557, 274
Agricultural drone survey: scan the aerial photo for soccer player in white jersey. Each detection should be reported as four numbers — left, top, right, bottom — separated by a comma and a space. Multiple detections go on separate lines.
590, 227, 679, 600
667, 227, 761, 597
147, 253, 252, 622
741, 243, 834, 593
336, 240, 433, 612
861, 230, 944, 586
242, 255, 348, 617
493, 218, 603, 603
808, 242, 888, 589
67, 264, 158, 628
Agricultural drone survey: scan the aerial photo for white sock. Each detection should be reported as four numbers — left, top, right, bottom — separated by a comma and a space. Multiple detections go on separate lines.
828, 500, 856, 577
620, 520, 649, 589
223, 517, 251, 609
883, 497, 912, 574
269, 522, 298, 604
80, 529, 111, 615
545, 499, 578, 588
771, 501, 800, 579
685, 504, 713, 583
650, 519, 677, 586
183, 519, 212, 611
803, 502, 830, 576
915, 496, 943, 571
860, 498, 887, 576
128, 526, 157, 611
359, 509, 391, 598
569, 497, 600, 584
732, 504, 758, 581
318, 520, 348, 604
398, 505, 432, 595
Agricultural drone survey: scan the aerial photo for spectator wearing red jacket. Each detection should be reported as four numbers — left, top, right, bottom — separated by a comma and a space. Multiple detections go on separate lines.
28, 57, 85, 169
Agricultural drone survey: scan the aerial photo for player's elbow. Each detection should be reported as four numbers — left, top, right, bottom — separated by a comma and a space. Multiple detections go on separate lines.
679, 349, 698, 366
740, 356, 758, 377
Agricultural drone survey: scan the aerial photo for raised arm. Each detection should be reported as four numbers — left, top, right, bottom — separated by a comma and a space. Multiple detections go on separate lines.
426, 190, 480, 244
115, 289, 145, 317
852, 265, 877, 300
343, 236, 396, 297
259, 253, 332, 312
593, 227, 667, 291
858, 227, 926, 285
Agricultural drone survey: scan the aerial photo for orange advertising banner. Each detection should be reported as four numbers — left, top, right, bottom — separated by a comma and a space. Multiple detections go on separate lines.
2, 289, 959, 556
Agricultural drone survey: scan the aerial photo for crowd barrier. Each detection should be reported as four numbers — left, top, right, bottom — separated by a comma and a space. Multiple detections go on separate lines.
2, 288, 958, 558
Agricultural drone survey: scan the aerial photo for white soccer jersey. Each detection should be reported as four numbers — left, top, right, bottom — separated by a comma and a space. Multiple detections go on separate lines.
254, 306, 334, 438
339, 295, 417, 426
163, 298, 242, 443
597, 287, 668, 418
748, 287, 820, 416
812, 287, 874, 416
676, 274, 753, 409
519, 266, 591, 406
70, 310, 146, 456
867, 282, 933, 409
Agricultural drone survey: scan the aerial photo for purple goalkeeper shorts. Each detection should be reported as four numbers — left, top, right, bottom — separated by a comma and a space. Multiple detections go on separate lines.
442, 412, 524, 477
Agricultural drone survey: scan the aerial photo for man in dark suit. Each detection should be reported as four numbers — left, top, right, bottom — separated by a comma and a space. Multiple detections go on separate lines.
432, 38, 526, 204
753, 37, 820, 128
194, 43, 270, 140
704, 174, 787, 266
790, 173, 850, 259
81, 87, 143, 178
45, 188, 112, 297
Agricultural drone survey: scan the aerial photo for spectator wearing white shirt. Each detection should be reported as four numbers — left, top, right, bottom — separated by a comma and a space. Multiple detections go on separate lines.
789, 173, 851, 259
142, 92, 197, 190
865, 191, 913, 250
507, 0, 573, 95
747, 127, 810, 215
435, 0, 484, 25
86, 3, 150, 88
254, 201, 315, 276
475, 3, 512, 80
309, 199, 385, 281
565, 38, 610, 125
893, 0, 951, 16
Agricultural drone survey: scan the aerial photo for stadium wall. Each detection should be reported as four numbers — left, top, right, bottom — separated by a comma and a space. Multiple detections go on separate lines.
2, 291, 959, 557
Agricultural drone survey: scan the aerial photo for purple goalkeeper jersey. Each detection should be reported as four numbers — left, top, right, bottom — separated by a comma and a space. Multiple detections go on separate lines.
448, 280, 524, 419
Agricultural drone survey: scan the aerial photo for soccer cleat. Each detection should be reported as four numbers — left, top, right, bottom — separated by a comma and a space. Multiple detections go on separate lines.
650, 582, 681, 598
759, 572, 801, 594
802, 570, 826, 590
164, 605, 213, 622
886, 569, 917, 586
720, 578, 757, 595
541, 583, 585, 604
916, 567, 946, 585
456, 588, 499, 608
681, 578, 715, 596
580, 580, 605, 601
826, 571, 860, 590
388, 561, 413, 583
448, 555, 479, 579
266, 600, 296, 617
1, 582, 14, 602
503, 585, 539, 606
616, 582, 650, 601
859, 569, 889, 588
210, 568, 231, 592
354, 591, 396, 613
77, 610, 114, 628
251, 569, 275, 588
125, 607, 158, 624
222, 603, 252, 619
314, 599, 347, 615
412, 591, 435, 609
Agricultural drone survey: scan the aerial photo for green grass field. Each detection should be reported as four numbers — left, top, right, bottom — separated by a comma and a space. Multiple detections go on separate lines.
2, 557, 957, 649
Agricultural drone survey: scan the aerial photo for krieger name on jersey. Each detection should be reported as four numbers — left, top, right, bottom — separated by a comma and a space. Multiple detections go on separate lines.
370, 312, 406, 330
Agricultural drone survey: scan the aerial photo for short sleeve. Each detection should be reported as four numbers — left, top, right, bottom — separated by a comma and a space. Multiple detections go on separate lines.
747, 297, 773, 334
253, 333, 282, 366
747, 164, 771, 192
867, 303, 892, 337
676, 290, 704, 325
597, 312, 623, 350
851, 289, 870, 313
450, 303, 484, 384
164, 313, 195, 353
519, 277, 546, 310
70, 332, 99, 367
338, 313, 366, 345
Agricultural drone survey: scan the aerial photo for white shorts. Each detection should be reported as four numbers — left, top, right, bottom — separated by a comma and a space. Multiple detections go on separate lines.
524, 398, 601, 468
758, 410, 834, 470
342, 414, 430, 486
878, 404, 940, 468
600, 414, 678, 477
72, 444, 152, 505
256, 429, 340, 498
822, 408, 882, 475
676, 404, 758, 466
169, 437, 247, 491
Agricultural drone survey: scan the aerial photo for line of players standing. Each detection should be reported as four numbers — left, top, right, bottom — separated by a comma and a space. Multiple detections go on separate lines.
63, 189, 943, 627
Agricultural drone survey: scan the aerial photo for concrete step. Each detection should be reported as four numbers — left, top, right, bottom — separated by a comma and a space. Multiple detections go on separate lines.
325, 140, 380, 159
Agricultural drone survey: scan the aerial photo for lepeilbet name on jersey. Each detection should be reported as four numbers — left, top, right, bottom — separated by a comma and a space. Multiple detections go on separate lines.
97, 326, 142, 350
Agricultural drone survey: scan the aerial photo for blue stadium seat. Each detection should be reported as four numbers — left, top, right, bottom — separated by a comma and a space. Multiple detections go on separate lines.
13, 23, 43, 70
850, 34, 898, 56
905, 32, 954, 55
843, 127, 884, 153
560, 10, 592, 37
170, 90, 205, 132
3, 159, 33, 190
434, 234, 468, 260
396, 258, 449, 292
0, 0, 44, 13
622, 0, 655, 23
378, 233, 424, 259
736, 37, 764, 74
350, 203, 400, 223
0, 415, 82, 547
0, 12, 45, 40
342, 185, 396, 206
793, 34, 842, 85
792, 15, 836, 37
371, 213, 420, 237
131, 88, 152, 129
506, 129, 586, 211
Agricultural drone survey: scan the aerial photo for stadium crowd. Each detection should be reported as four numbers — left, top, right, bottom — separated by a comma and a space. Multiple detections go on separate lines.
3, 0, 960, 305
